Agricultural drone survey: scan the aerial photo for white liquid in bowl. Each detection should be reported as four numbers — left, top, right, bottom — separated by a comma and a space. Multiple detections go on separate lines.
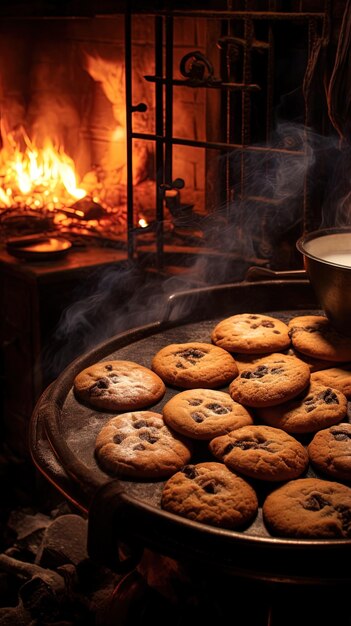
303, 233, 351, 267
320, 252, 351, 267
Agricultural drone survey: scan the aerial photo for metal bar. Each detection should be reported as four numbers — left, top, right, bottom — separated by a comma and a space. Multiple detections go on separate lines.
217, 16, 230, 210
0, 10, 326, 20
164, 15, 173, 185
130, 132, 306, 156
224, 13, 231, 211
302, 1, 330, 234
266, 23, 274, 142
218, 35, 270, 49
144, 76, 260, 91
242, 17, 254, 148
154, 14, 164, 270
124, 7, 135, 261
240, 15, 254, 202
121, 10, 326, 20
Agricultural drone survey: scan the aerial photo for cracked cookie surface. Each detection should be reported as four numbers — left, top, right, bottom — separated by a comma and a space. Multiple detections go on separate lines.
229, 352, 310, 407
74, 360, 166, 411
162, 388, 253, 440
257, 382, 347, 434
95, 411, 192, 478
288, 315, 351, 362
151, 342, 238, 389
262, 477, 351, 538
161, 461, 258, 529
308, 423, 351, 481
211, 313, 291, 354
209, 424, 308, 482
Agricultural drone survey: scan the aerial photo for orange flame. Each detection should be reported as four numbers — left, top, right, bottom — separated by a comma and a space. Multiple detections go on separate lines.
0, 124, 87, 211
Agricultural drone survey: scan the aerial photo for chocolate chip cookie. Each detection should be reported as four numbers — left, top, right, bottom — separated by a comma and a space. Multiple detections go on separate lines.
257, 382, 347, 434
162, 388, 253, 440
151, 342, 238, 389
288, 315, 351, 362
161, 462, 258, 529
233, 354, 268, 373
308, 423, 351, 481
262, 477, 351, 538
209, 424, 309, 482
229, 353, 310, 407
311, 366, 351, 398
74, 360, 166, 411
211, 313, 291, 354
95, 411, 192, 479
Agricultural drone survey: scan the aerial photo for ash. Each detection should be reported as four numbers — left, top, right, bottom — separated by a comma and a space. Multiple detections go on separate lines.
0, 448, 121, 626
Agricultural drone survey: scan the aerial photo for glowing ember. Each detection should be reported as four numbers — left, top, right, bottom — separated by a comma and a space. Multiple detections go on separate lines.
138, 217, 148, 228
0, 124, 87, 211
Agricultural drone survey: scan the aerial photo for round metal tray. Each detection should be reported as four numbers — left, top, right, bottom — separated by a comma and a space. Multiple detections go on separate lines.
30, 280, 351, 583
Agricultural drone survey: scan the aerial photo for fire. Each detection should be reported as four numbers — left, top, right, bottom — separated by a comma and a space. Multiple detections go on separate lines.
0, 124, 87, 211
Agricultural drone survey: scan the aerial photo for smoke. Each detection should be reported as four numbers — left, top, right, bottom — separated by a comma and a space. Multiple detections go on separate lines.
43, 263, 158, 377
44, 260, 207, 378
42, 120, 349, 380
189, 121, 316, 277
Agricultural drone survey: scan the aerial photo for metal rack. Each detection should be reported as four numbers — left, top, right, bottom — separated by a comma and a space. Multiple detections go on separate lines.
124, 3, 330, 270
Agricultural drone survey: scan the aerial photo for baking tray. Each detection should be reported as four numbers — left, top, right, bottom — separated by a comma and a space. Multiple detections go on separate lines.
30, 280, 351, 583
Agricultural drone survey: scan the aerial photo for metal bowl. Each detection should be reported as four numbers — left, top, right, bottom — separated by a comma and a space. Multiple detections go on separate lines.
296, 227, 351, 336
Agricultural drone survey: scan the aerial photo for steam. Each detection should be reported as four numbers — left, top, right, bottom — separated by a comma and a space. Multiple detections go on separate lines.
42, 120, 328, 379
188, 121, 316, 282
43, 263, 170, 378
335, 189, 351, 226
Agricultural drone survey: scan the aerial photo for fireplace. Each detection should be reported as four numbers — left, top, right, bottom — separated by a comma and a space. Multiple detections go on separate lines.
0, 4, 214, 256
0, 1, 337, 265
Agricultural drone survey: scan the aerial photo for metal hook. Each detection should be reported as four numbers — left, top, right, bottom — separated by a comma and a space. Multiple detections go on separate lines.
179, 51, 214, 83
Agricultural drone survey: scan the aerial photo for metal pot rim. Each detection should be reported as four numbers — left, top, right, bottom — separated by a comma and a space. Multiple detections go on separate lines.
296, 226, 351, 269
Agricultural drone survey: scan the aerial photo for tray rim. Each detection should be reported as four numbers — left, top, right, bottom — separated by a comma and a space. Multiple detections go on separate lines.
29, 279, 351, 581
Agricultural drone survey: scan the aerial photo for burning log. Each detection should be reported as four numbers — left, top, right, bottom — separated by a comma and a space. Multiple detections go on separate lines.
68, 198, 105, 221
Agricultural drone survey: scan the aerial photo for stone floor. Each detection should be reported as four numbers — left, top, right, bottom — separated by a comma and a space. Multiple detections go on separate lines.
0, 447, 121, 625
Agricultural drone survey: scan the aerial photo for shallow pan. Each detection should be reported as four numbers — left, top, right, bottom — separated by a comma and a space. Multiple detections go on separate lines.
29, 280, 351, 584
6, 235, 72, 261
